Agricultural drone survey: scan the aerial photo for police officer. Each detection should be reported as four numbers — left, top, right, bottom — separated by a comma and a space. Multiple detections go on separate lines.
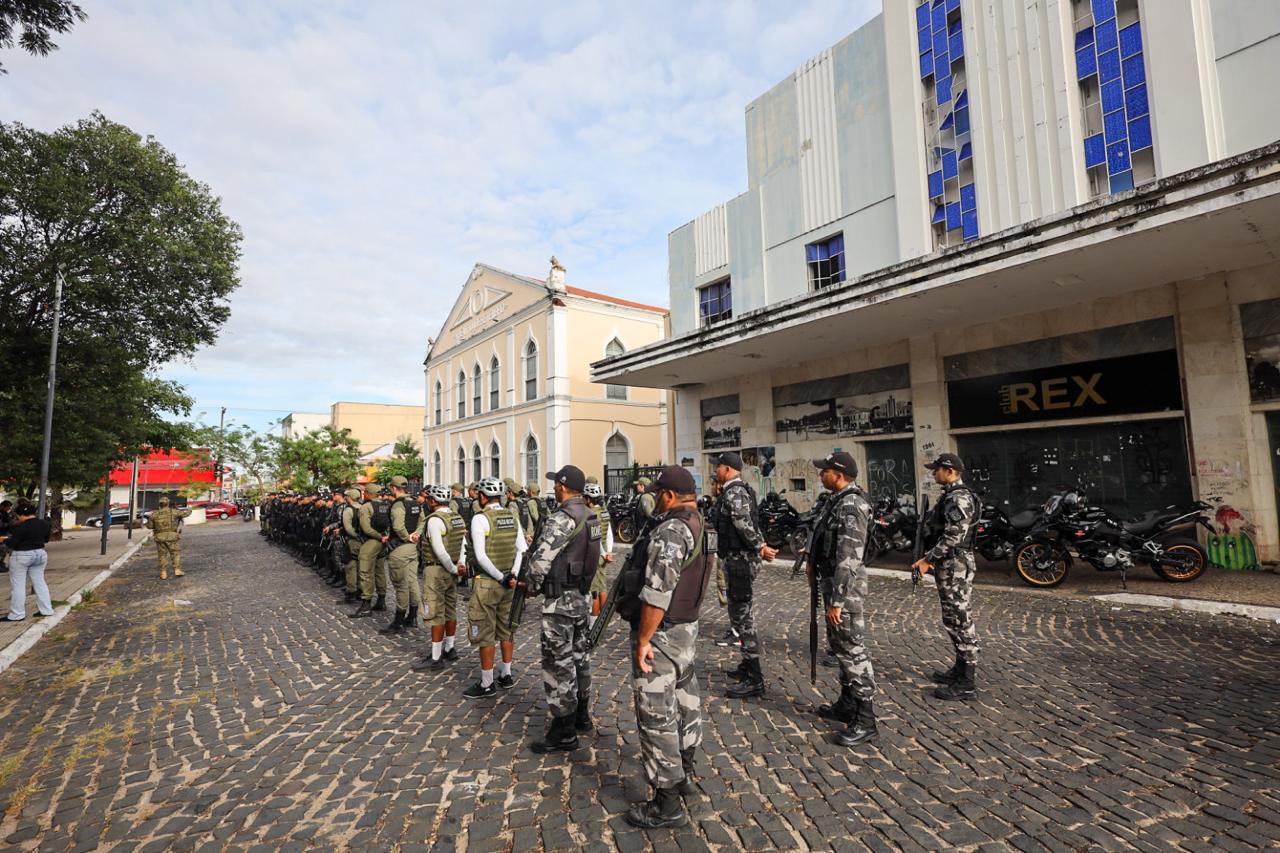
147, 497, 192, 579
462, 477, 528, 698
504, 478, 535, 547
807, 452, 878, 746
349, 483, 388, 619
583, 482, 614, 630
615, 465, 714, 829
411, 484, 468, 671
340, 487, 363, 602
634, 478, 656, 523
513, 465, 600, 753
712, 451, 778, 699
323, 491, 349, 588
911, 453, 980, 701
380, 476, 423, 635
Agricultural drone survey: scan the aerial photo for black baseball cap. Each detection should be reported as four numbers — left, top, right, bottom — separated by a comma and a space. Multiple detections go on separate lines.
545, 465, 586, 493
812, 451, 858, 478
713, 451, 743, 471
924, 453, 965, 473
651, 465, 697, 495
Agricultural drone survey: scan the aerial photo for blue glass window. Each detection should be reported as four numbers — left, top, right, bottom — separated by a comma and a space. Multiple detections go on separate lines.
1104, 108, 1126, 142
1099, 49, 1121, 84
806, 233, 846, 290
1122, 53, 1145, 87
699, 279, 733, 326
920, 50, 933, 79
960, 183, 976, 211
918, 26, 931, 53
940, 110, 955, 131
929, 170, 944, 199
955, 90, 969, 110
1095, 17, 1119, 55
950, 31, 964, 59
955, 106, 970, 136
1076, 45, 1097, 79
1101, 79, 1124, 114
962, 210, 979, 241
1107, 139, 1130, 175
1129, 115, 1152, 151
1125, 83, 1148, 119
932, 3, 946, 32
1119, 22, 1142, 58
933, 28, 947, 57
932, 205, 946, 225
1075, 27, 1095, 50
942, 148, 958, 179
1084, 133, 1106, 168
916, 2, 931, 31
946, 202, 962, 231
1110, 170, 1134, 193
938, 74, 953, 104
959, 141, 973, 161
947, 0, 960, 11
1092, 0, 1115, 23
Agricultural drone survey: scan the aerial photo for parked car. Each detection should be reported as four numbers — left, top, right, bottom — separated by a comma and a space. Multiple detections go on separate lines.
86, 506, 151, 527
199, 501, 239, 521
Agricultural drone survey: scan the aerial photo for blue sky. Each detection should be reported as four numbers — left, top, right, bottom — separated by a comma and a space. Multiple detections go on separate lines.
0, 0, 878, 436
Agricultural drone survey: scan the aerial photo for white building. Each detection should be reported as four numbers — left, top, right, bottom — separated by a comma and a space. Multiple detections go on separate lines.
280, 412, 329, 440
596, 0, 1280, 563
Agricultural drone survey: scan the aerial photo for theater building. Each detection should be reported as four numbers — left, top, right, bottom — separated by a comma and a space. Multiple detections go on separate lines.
594, 1, 1280, 562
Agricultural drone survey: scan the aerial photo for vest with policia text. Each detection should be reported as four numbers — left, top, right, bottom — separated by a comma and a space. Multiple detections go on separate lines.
616, 506, 714, 626
811, 485, 870, 578
481, 504, 519, 573
548, 498, 602, 595
391, 497, 422, 547
421, 508, 467, 568
371, 500, 393, 534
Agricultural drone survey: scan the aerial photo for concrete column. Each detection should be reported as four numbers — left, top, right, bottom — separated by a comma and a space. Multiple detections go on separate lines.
909, 333, 955, 500
1175, 277, 1266, 555
1141, 0, 1223, 177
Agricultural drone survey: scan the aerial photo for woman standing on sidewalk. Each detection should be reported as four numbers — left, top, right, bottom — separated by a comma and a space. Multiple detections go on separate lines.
1, 501, 54, 622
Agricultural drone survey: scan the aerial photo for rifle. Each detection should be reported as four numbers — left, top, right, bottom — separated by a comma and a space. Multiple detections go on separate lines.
911, 495, 931, 592
791, 523, 821, 685
508, 580, 527, 630
586, 516, 656, 651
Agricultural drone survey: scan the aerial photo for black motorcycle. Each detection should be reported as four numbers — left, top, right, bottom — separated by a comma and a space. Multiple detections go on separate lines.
974, 499, 1040, 562
759, 490, 809, 556
607, 492, 639, 544
865, 493, 919, 562
1013, 491, 1211, 588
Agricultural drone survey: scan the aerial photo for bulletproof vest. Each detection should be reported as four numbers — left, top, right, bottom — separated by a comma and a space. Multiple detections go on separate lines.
452, 496, 474, 526
617, 507, 714, 626
925, 484, 979, 551
342, 504, 360, 539
514, 496, 532, 533
713, 480, 759, 554
392, 497, 421, 545
371, 500, 392, 534
632, 492, 654, 527
811, 486, 870, 578
548, 498, 602, 595
481, 504, 519, 573
421, 508, 466, 567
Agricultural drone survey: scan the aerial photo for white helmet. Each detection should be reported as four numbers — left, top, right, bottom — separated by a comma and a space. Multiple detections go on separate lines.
583, 483, 603, 499
427, 484, 450, 503
478, 477, 505, 498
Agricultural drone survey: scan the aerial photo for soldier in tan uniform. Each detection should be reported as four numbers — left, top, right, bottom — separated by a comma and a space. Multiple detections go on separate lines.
349, 483, 388, 619
147, 497, 192, 579
462, 477, 528, 699
411, 484, 468, 671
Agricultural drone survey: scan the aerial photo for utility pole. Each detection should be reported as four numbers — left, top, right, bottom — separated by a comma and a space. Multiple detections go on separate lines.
126, 456, 139, 540
217, 406, 227, 501
36, 268, 65, 520
99, 476, 110, 556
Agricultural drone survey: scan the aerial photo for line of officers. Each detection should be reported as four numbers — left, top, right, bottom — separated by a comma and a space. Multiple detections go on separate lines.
260, 449, 981, 832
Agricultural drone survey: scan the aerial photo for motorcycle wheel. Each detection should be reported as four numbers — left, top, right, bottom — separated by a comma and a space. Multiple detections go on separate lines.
616, 518, 636, 545
1014, 542, 1071, 588
1152, 539, 1208, 583
786, 527, 808, 558
864, 528, 889, 563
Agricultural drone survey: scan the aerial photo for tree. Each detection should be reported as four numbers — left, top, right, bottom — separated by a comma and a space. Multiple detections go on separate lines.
275, 427, 361, 491
187, 424, 279, 491
0, 0, 86, 73
373, 435, 423, 485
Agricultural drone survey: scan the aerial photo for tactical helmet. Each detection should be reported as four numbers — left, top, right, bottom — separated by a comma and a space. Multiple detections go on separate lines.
583, 483, 603, 499
478, 477, 505, 498
427, 484, 450, 503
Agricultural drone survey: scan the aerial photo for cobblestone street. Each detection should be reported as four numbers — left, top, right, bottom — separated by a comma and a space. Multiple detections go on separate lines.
0, 523, 1276, 851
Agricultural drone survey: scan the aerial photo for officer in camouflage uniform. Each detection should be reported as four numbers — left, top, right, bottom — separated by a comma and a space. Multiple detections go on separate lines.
583, 481, 614, 630
380, 476, 423, 635
807, 452, 878, 747
462, 477, 528, 699
349, 483, 388, 619
411, 484, 468, 671
147, 497, 192, 579
513, 465, 600, 753
616, 465, 715, 829
712, 452, 778, 699
912, 452, 980, 701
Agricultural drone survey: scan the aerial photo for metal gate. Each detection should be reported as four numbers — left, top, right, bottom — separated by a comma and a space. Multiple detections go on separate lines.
603, 464, 664, 498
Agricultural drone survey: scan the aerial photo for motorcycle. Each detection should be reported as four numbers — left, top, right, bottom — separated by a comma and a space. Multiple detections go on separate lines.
759, 490, 809, 556
974, 499, 1041, 562
865, 493, 919, 562
607, 492, 640, 544
1013, 491, 1211, 588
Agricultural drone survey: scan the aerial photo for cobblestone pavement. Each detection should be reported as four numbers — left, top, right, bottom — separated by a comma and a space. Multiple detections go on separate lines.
0, 523, 1277, 851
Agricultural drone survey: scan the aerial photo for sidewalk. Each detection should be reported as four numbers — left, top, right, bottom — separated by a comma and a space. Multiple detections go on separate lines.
1, 526, 149, 657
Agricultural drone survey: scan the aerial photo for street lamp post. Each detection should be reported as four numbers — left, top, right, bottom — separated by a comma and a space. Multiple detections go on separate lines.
36, 268, 65, 520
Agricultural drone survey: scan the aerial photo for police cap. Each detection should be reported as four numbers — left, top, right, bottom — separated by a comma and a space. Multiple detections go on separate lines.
545, 465, 586, 493
812, 451, 858, 478
651, 465, 696, 495
924, 452, 965, 473
713, 451, 743, 471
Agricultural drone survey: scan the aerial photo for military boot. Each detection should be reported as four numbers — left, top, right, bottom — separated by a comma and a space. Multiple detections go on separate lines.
574, 696, 593, 733
343, 590, 356, 603
405, 605, 419, 631
678, 748, 698, 796
531, 714, 579, 754
379, 608, 407, 635
931, 651, 964, 684
817, 683, 857, 723
834, 698, 878, 747
722, 658, 750, 681
724, 658, 765, 699
625, 786, 687, 829
372, 594, 387, 612
348, 599, 373, 619
935, 661, 977, 700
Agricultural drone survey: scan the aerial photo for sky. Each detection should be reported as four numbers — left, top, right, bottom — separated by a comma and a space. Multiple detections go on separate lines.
0, 0, 879, 436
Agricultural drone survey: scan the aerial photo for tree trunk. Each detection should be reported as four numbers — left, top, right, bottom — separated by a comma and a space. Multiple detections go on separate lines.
48, 487, 65, 541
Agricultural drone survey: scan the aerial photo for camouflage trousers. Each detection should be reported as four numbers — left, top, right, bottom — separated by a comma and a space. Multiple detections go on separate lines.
724, 552, 761, 661
155, 540, 182, 575
540, 596, 591, 717
936, 551, 979, 661
630, 622, 701, 789
823, 573, 876, 700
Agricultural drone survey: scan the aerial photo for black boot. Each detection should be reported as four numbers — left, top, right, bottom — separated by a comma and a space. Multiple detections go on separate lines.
574, 697, 593, 733
724, 658, 765, 699
531, 714, 579, 754
817, 683, 857, 723
931, 651, 963, 684
723, 658, 750, 681
348, 598, 373, 619
678, 748, 697, 796
625, 786, 688, 829
379, 608, 406, 635
343, 590, 356, 603
372, 594, 387, 612
834, 698, 878, 747
935, 661, 977, 700
405, 605, 419, 631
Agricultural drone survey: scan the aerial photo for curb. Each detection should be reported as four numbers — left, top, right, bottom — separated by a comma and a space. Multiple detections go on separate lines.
1093, 592, 1280, 623
0, 534, 151, 675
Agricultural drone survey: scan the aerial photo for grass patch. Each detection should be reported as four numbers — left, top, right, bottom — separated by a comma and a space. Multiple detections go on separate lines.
54, 667, 86, 688
50, 599, 69, 608
44, 630, 74, 642
0, 754, 23, 790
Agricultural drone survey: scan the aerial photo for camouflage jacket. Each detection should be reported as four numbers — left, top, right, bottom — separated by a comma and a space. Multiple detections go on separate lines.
926, 480, 979, 564
523, 507, 589, 617
148, 507, 191, 542
716, 478, 764, 557
639, 512, 697, 613
826, 485, 872, 602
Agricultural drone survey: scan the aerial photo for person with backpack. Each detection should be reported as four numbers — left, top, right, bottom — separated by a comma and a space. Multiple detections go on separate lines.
380, 476, 423, 635
349, 483, 389, 619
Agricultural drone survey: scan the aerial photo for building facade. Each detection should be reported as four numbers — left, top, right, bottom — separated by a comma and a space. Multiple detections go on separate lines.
280, 412, 329, 440
596, 0, 1280, 562
330, 402, 426, 457
423, 260, 669, 489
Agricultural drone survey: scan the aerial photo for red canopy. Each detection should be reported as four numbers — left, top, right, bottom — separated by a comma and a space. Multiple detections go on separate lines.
108, 449, 219, 487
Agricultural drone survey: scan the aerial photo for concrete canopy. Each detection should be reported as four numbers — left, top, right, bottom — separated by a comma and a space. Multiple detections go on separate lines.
593, 143, 1280, 390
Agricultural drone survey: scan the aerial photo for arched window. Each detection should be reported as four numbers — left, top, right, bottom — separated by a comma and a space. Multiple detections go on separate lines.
434, 381, 442, 426
489, 356, 500, 410
456, 371, 466, 419
472, 443, 482, 482
605, 432, 630, 473
472, 364, 482, 415
489, 440, 501, 478
524, 340, 538, 401
605, 338, 627, 400
456, 447, 466, 484
524, 435, 539, 485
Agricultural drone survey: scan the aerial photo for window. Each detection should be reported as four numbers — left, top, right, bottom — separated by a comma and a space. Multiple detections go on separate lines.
457, 447, 466, 484
806, 234, 845, 290
433, 451, 441, 484
472, 443, 482, 482
489, 356, 500, 410
524, 435, 539, 484
698, 278, 732, 327
605, 432, 630, 473
472, 364, 482, 415
434, 382, 442, 426
489, 440, 501, 478
456, 371, 466, 419
524, 340, 538, 400
605, 338, 627, 400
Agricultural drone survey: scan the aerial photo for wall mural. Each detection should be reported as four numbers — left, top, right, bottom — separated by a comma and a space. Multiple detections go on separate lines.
774, 365, 912, 442
700, 394, 741, 450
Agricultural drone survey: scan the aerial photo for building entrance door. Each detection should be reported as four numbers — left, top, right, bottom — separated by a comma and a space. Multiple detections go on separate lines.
864, 439, 917, 504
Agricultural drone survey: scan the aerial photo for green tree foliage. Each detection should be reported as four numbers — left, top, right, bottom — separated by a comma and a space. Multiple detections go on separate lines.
0, 0, 86, 73
275, 427, 361, 492
0, 113, 241, 494
187, 424, 279, 489
373, 435, 423, 484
